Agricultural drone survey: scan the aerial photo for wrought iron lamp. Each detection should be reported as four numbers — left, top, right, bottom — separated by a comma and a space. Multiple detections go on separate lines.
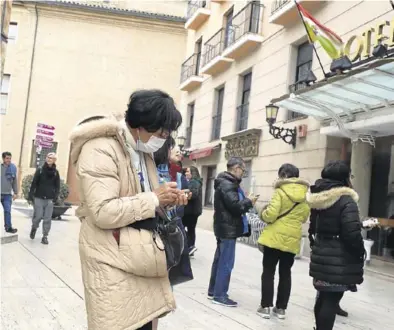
176, 136, 190, 157
265, 104, 297, 148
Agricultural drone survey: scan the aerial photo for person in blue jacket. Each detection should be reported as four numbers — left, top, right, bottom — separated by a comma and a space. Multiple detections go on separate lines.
154, 137, 193, 285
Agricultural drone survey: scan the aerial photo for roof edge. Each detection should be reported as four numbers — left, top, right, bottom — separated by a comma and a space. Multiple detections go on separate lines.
18, 0, 186, 23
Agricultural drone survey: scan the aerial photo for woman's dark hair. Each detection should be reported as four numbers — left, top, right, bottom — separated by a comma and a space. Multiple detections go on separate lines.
321, 160, 351, 186
189, 166, 201, 180
125, 90, 182, 134
154, 136, 175, 166
278, 163, 299, 178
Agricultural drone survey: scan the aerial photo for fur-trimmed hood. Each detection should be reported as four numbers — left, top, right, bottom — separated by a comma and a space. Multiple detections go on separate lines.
307, 186, 359, 210
273, 178, 310, 203
69, 113, 125, 165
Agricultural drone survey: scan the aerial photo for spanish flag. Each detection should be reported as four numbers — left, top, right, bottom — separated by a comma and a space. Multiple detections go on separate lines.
296, 2, 343, 59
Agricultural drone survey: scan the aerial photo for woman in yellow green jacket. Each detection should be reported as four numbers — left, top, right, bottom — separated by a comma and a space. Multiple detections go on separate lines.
257, 164, 310, 320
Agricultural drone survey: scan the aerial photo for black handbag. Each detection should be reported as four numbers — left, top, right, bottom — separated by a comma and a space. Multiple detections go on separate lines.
154, 207, 185, 271
168, 216, 194, 285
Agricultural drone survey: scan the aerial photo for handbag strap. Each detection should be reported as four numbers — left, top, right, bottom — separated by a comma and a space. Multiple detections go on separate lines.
276, 188, 300, 220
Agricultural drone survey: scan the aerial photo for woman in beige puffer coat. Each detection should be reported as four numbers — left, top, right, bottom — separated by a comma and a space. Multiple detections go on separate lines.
69, 90, 185, 330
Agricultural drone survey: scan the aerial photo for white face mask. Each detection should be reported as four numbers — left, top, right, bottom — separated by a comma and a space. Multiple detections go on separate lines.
136, 134, 166, 153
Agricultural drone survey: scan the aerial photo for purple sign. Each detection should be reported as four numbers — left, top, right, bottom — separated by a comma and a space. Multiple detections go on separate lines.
36, 135, 54, 142
37, 123, 55, 130
37, 141, 53, 148
36, 129, 54, 136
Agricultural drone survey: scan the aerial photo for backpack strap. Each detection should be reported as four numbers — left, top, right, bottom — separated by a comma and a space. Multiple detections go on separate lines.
276, 188, 300, 220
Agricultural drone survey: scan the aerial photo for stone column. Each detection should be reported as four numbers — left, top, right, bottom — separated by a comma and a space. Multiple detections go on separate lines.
350, 141, 373, 237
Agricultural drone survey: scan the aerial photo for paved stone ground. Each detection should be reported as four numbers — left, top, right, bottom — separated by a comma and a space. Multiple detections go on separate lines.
1, 208, 394, 330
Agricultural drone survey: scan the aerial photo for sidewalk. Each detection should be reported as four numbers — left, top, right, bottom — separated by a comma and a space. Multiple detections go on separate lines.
2, 208, 394, 329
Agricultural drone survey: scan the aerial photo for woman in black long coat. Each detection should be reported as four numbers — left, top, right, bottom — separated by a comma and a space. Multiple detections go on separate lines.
307, 160, 365, 330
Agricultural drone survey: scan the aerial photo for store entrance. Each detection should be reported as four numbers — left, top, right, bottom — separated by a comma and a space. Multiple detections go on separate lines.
368, 136, 394, 262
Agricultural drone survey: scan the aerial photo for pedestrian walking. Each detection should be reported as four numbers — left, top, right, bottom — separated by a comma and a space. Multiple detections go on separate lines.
208, 157, 254, 307
70, 90, 187, 330
183, 166, 203, 256
28, 152, 60, 245
257, 164, 310, 320
307, 160, 364, 330
1, 151, 18, 233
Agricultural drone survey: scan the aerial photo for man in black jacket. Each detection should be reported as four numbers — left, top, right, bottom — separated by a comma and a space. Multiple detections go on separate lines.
208, 157, 253, 307
29, 153, 60, 245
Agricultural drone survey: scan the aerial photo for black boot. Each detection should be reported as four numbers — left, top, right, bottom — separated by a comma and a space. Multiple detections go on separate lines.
30, 228, 37, 239
5, 227, 18, 234
41, 236, 48, 245
337, 306, 348, 317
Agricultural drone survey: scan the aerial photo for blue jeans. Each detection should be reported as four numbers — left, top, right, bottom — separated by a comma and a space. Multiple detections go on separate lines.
1, 194, 12, 229
208, 238, 236, 299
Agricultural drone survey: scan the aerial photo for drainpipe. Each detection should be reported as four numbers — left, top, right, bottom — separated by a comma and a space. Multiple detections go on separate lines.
17, 3, 39, 188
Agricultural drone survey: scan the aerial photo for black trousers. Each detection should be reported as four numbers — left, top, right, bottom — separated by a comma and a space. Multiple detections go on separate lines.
137, 321, 152, 330
261, 246, 295, 309
314, 291, 344, 330
182, 215, 199, 248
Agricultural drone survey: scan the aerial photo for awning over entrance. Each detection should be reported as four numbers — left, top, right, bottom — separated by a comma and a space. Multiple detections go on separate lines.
271, 59, 394, 140
188, 143, 221, 160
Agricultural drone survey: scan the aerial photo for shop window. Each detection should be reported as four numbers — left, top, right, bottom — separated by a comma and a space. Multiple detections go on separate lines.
236, 72, 252, 131
8, 22, 18, 43
195, 38, 202, 75
224, 7, 234, 48
30, 140, 58, 168
204, 166, 217, 207
211, 86, 224, 141
0, 74, 10, 114
185, 103, 195, 148
240, 161, 252, 194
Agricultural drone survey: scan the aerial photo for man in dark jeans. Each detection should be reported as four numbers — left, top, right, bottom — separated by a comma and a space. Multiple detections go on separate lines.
1, 151, 18, 233
208, 157, 253, 307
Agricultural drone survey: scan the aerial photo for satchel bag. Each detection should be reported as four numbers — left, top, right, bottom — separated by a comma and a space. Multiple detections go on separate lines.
154, 207, 185, 271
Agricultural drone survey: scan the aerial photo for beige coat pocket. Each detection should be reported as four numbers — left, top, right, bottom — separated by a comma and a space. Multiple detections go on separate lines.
118, 227, 167, 278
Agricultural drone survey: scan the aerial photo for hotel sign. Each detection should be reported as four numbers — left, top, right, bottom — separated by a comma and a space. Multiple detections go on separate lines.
343, 17, 394, 62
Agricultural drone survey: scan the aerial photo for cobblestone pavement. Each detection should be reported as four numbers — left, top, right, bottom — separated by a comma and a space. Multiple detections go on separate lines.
1, 208, 394, 329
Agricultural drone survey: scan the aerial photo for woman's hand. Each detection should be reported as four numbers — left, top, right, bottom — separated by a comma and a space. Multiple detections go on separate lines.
175, 190, 189, 206
153, 182, 179, 206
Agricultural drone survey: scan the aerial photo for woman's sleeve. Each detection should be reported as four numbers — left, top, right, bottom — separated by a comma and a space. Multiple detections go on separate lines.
188, 180, 200, 200
262, 189, 282, 223
340, 198, 364, 257
77, 142, 158, 230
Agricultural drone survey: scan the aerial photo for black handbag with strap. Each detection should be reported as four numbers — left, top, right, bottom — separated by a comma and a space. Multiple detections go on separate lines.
153, 207, 185, 272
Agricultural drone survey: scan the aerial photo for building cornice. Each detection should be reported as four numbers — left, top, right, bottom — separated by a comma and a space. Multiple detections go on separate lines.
17, 0, 186, 23
15, 1, 186, 35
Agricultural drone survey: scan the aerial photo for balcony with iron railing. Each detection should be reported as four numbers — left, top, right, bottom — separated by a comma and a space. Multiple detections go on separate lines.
269, 0, 324, 26
180, 53, 204, 92
236, 103, 249, 132
185, 1, 210, 30
222, 2, 264, 60
201, 28, 233, 76
211, 114, 222, 141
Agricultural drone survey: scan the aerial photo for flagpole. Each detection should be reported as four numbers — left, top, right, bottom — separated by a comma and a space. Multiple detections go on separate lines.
293, 0, 327, 78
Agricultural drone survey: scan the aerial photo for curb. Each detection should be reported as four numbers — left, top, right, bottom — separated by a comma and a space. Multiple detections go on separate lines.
1, 233, 18, 244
